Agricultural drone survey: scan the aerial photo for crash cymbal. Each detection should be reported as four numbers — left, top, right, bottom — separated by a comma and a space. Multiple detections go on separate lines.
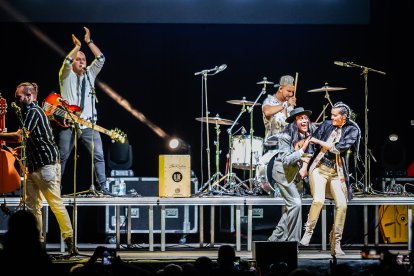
256, 77, 274, 85
195, 115, 237, 125
308, 85, 346, 93
226, 98, 261, 106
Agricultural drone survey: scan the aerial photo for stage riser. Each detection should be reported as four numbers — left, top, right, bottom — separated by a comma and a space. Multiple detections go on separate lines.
105, 177, 198, 233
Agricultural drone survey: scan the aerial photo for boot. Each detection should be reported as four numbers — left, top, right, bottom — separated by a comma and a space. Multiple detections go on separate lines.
329, 226, 345, 256
64, 237, 79, 256
299, 219, 317, 246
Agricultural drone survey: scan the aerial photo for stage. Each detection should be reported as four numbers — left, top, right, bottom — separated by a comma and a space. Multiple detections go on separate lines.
3, 190, 414, 252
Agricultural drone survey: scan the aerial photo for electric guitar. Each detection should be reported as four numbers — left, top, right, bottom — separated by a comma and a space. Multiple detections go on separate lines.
42, 93, 126, 143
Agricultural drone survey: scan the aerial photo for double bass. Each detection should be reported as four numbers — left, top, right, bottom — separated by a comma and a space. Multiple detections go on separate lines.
0, 93, 21, 194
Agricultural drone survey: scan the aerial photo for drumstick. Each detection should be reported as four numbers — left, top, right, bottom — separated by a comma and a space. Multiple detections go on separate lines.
294, 72, 298, 97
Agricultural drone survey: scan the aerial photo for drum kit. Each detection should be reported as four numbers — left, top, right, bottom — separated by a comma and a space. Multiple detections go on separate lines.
195, 79, 349, 197
195, 77, 277, 196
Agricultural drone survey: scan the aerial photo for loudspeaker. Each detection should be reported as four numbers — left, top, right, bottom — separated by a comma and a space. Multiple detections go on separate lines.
159, 155, 191, 197
253, 241, 297, 274
105, 177, 198, 234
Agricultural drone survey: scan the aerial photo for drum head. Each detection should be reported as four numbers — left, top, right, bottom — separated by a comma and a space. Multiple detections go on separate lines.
266, 153, 277, 188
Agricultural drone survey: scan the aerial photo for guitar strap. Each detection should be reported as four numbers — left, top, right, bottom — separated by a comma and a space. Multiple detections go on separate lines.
80, 75, 86, 111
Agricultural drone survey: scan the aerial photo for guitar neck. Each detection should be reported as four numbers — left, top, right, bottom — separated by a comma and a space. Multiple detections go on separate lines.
72, 116, 111, 136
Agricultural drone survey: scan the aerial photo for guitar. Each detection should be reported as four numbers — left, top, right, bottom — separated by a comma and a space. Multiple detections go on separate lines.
42, 93, 126, 143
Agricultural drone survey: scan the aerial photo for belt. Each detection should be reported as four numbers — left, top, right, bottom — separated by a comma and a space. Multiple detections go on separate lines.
320, 157, 336, 169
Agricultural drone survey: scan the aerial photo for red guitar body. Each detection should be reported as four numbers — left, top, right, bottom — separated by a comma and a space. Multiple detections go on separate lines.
42, 92, 81, 128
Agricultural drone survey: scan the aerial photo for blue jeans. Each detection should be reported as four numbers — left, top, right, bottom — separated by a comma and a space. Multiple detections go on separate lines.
59, 128, 106, 187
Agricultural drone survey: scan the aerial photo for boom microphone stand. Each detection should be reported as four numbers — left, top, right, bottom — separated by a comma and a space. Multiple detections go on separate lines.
334, 61, 386, 194
194, 64, 227, 194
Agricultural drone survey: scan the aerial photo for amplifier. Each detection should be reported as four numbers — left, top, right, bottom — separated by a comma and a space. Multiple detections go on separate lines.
104, 177, 198, 234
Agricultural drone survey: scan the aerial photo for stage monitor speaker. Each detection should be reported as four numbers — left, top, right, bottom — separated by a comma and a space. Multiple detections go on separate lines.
159, 155, 191, 197
253, 241, 297, 274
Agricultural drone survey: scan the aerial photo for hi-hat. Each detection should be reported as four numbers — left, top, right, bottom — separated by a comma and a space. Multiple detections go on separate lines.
195, 115, 236, 125
226, 99, 261, 106
308, 85, 346, 93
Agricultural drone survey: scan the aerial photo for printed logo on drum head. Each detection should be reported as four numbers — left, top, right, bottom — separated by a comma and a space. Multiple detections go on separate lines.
172, 172, 183, 182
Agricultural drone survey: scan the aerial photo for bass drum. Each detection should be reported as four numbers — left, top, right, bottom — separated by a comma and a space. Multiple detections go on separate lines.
255, 151, 278, 195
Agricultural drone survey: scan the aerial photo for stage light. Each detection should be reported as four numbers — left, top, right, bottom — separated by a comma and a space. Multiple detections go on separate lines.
388, 133, 398, 142
381, 133, 407, 177
168, 138, 180, 150
167, 137, 191, 154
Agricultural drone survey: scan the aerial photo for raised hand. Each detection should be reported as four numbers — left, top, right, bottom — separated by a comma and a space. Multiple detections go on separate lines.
83, 26, 91, 43
71, 34, 81, 47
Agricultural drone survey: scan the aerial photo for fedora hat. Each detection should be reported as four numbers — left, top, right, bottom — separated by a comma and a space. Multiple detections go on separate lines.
274, 75, 294, 88
285, 107, 312, 123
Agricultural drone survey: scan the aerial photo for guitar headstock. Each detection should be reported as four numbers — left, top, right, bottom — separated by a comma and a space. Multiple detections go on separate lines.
0, 93, 7, 116
110, 128, 127, 143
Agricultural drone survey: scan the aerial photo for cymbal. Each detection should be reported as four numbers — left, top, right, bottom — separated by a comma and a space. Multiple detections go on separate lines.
195, 116, 237, 125
257, 78, 274, 85
308, 85, 346, 93
226, 99, 261, 106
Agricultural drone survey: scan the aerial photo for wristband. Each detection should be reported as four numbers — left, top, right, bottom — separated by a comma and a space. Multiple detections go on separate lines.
87, 40, 94, 45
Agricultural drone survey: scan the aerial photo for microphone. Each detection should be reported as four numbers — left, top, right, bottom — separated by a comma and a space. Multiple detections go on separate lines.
81, 65, 87, 71
216, 64, 227, 73
194, 64, 227, 75
10, 102, 21, 113
334, 61, 351, 67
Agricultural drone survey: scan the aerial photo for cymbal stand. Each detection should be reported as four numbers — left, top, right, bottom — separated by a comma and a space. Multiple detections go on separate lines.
220, 103, 247, 194
246, 77, 270, 191
323, 83, 334, 107
314, 103, 330, 124
338, 62, 386, 194
197, 118, 228, 195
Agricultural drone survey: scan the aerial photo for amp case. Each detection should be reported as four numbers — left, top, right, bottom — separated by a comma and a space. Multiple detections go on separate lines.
105, 177, 198, 234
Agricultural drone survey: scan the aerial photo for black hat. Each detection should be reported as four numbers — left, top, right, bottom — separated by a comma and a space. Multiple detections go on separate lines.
285, 107, 312, 123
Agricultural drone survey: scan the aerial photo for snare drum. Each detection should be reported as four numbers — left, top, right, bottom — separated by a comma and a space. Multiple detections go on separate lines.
231, 135, 263, 170
255, 151, 277, 194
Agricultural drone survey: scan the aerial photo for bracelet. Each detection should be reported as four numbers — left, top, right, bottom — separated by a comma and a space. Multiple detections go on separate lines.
87, 40, 94, 45
65, 56, 73, 63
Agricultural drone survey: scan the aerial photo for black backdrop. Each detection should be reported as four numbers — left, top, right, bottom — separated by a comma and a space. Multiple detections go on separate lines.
0, 0, 411, 193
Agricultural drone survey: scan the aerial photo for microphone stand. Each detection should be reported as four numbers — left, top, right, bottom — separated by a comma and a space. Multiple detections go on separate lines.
194, 66, 223, 195
13, 109, 29, 210
85, 68, 99, 195
59, 103, 83, 245
343, 62, 386, 194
